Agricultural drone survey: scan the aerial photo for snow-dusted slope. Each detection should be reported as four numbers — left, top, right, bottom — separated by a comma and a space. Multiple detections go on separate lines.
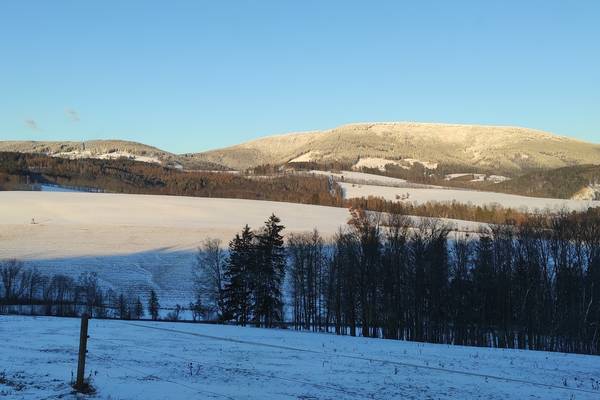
193, 122, 600, 173
308, 170, 412, 187
2, 316, 600, 399
339, 182, 600, 211
0, 192, 352, 307
0, 191, 351, 258
0, 140, 220, 170
52, 149, 162, 164
0, 140, 169, 162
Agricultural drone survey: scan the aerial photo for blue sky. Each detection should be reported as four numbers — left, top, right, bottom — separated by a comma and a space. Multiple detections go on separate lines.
1, 1, 599, 153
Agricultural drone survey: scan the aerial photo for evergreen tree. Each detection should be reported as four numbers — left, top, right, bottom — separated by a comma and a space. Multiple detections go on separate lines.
254, 214, 286, 328
133, 296, 144, 319
189, 293, 205, 322
117, 293, 129, 320
148, 289, 160, 321
472, 235, 496, 345
223, 225, 255, 326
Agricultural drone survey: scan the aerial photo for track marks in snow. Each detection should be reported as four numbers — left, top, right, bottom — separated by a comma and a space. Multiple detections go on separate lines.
124, 322, 600, 398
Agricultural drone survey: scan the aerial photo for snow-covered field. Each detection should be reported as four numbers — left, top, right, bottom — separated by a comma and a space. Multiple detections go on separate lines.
0, 192, 351, 307
308, 170, 429, 188
339, 182, 600, 212
351, 157, 439, 171
3, 188, 593, 309
0, 191, 351, 258
307, 170, 598, 210
0, 191, 482, 308
1, 315, 599, 399
444, 173, 511, 183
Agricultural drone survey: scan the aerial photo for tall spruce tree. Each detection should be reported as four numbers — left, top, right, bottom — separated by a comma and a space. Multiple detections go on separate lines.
133, 296, 144, 319
223, 225, 255, 326
254, 214, 286, 328
473, 235, 496, 345
117, 294, 129, 320
148, 289, 160, 321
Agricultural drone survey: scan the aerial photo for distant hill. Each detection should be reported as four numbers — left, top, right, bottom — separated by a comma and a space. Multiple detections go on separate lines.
191, 122, 600, 175
3, 122, 599, 200
0, 140, 226, 170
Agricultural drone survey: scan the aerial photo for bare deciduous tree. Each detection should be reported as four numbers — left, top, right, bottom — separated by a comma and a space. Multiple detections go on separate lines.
194, 238, 226, 320
0, 259, 24, 303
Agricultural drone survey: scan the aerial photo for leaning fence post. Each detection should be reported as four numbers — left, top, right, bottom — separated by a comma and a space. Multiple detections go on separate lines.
75, 313, 90, 390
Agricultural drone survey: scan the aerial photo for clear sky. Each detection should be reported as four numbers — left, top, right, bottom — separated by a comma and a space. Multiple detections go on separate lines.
1, 1, 599, 153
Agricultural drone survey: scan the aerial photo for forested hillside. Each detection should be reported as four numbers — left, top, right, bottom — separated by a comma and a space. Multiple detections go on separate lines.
0, 152, 343, 206
490, 164, 600, 199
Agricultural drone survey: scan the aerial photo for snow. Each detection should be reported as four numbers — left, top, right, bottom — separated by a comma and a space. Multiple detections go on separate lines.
572, 184, 600, 201
488, 175, 511, 183
1, 315, 599, 399
402, 158, 438, 170
445, 173, 473, 180
338, 182, 600, 212
1, 189, 596, 310
352, 157, 405, 171
0, 192, 351, 256
444, 174, 511, 183
352, 157, 438, 171
39, 184, 82, 193
0, 192, 351, 308
0, 192, 480, 309
94, 151, 161, 164
51, 150, 161, 164
309, 170, 410, 187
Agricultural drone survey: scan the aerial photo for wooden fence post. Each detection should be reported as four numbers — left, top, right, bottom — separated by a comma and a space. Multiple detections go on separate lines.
75, 314, 90, 390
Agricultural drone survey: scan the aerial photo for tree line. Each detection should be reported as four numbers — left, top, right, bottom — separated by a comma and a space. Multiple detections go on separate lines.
193, 215, 287, 328
0, 261, 164, 321
194, 209, 600, 355
2, 209, 600, 355
346, 196, 556, 225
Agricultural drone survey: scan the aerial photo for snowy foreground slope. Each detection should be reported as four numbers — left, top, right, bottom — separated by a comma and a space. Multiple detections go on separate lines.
1, 316, 600, 400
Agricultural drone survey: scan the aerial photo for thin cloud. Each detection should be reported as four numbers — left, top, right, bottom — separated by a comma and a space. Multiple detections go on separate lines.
65, 108, 80, 122
25, 119, 39, 131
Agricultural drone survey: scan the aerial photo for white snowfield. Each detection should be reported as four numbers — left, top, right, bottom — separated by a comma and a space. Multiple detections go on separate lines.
307, 170, 597, 210
308, 170, 415, 187
351, 157, 439, 172
0, 192, 352, 307
0, 192, 486, 308
0, 191, 351, 259
2, 316, 600, 400
339, 182, 600, 212
444, 173, 511, 183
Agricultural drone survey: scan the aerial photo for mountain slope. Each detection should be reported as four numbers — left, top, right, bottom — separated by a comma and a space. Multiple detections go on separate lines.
0, 139, 167, 158
0, 140, 226, 170
191, 122, 600, 174
489, 164, 600, 200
